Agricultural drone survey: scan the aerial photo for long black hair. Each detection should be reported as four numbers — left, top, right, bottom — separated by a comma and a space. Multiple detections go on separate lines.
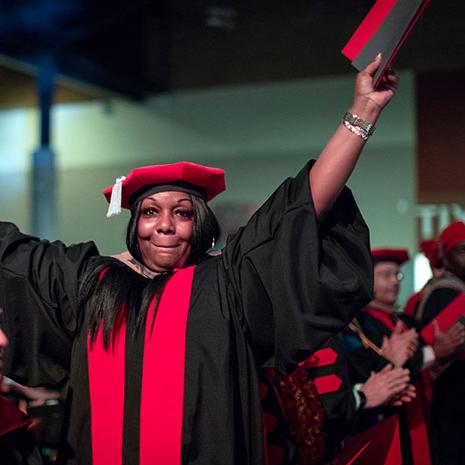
81, 193, 221, 348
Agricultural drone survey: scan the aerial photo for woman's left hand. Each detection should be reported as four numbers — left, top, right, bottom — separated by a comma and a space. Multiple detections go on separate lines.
351, 54, 400, 121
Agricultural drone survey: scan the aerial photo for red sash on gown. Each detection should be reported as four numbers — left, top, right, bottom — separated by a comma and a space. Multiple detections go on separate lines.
88, 265, 196, 465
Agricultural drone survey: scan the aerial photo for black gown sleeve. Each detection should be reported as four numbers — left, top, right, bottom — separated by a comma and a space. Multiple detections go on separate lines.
221, 161, 373, 372
0, 222, 99, 387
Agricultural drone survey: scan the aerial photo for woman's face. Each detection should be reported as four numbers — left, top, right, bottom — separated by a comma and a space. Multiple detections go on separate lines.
373, 261, 402, 307
137, 191, 194, 272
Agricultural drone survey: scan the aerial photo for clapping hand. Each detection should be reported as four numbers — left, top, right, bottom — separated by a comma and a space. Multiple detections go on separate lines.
361, 364, 415, 409
381, 321, 419, 367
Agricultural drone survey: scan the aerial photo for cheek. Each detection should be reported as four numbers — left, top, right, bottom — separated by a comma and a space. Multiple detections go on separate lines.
375, 283, 393, 297
178, 221, 194, 243
137, 218, 154, 239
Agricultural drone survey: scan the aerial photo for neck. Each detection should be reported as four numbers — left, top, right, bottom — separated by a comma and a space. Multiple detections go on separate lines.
369, 300, 395, 313
112, 251, 160, 279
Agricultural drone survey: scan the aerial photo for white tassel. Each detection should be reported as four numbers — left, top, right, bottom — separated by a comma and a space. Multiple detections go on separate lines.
106, 176, 126, 218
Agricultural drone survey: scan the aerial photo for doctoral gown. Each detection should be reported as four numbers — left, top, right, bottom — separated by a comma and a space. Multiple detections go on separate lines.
343, 306, 427, 465
0, 163, 372, 465
418, 282, 465, 465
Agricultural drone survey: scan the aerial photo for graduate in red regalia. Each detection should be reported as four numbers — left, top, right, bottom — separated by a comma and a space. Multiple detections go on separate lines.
343, 247, 464, 465
0, 56, 399, 465
404, 240, 445, 319
416, 222, 465, 465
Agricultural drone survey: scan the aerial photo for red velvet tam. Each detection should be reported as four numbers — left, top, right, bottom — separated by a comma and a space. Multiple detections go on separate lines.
371, 247, 409, 265
103, 161, 226, 217
439, 221, 465, 255
420, 239, 441, 268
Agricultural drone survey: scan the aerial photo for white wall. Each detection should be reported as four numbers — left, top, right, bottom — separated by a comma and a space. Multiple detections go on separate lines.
0, 71, 417, 306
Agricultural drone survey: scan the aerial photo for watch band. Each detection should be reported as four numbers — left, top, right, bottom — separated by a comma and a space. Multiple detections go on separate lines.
343, 111, 376, 137
355, 385, 367, 410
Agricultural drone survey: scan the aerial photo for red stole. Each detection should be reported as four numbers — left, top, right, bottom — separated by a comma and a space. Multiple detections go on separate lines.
420, 293, 465, 345
88, 265, 196, 465
363, 306, 402, 332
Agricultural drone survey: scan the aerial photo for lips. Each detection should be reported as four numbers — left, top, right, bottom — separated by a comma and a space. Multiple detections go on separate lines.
152, 243, 179, 249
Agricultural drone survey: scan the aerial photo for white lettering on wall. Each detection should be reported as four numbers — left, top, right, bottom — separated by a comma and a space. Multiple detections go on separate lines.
416, 203, 465, 238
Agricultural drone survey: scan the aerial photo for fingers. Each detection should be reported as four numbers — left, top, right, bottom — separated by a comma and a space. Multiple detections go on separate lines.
379, 363, 393, 373
363, 53, 383, 77
381, 335, 389, 350
392, 384, 417, 405
377, 367, 410, 386
447, 322, 465, 344
377, 70, 399, 94
393, 320, 405, 334
433, 319, 442, 337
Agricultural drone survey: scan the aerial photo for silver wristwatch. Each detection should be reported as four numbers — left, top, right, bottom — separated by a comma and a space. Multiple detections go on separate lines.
343, 111, 376, 137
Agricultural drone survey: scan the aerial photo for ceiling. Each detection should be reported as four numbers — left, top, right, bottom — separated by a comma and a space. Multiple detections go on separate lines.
0, 0, 464, 108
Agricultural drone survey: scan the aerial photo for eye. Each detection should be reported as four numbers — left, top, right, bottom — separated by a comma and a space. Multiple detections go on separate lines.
175, 209, 194, 219
141, 207, 158, 216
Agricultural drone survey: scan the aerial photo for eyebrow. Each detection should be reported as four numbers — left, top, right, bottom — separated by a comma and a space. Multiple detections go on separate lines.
143, 197, 192, 204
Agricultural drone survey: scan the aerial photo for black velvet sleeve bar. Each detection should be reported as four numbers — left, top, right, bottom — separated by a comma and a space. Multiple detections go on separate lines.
222, 161, 373, 373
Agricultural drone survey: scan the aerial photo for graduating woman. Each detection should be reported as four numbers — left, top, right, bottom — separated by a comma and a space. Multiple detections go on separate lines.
0, 56, 397, 465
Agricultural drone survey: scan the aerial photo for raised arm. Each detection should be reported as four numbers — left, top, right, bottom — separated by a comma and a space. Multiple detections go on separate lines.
310, 54, 399, 218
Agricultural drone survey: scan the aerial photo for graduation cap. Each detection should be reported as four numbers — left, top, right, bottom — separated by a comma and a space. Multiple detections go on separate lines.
419, 239, 441, 268
438, 221, 465, 255
342, 0, 431, 87
103, 161, 226, 217
371, 247, 409, 265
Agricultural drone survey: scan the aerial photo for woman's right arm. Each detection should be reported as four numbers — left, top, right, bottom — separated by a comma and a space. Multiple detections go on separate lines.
0, 222, 99, 387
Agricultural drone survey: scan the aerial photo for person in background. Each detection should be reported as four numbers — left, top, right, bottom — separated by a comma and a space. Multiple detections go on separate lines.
0, 315, 43, 465
344, 248, 464, 465
404, 240, 445, 319
416, 222, 465, 465
261, 333, 415, 465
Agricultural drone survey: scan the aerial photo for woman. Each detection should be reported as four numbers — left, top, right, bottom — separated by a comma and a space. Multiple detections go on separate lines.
0, 56, 397, 465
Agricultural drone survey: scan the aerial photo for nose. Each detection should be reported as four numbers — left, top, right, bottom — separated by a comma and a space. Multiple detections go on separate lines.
156, 211, 175, 234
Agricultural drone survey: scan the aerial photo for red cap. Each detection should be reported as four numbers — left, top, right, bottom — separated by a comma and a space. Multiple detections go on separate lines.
371, 248, 409, 265
103, 162, 226, 214
420, 239, 441, 268
439, 221, 465, 255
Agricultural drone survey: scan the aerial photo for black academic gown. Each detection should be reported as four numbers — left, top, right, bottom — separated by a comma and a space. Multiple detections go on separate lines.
260, 334, 356, 465
343, 307, 425, 465
0, 163, 372, 465
419, 286, 465, 465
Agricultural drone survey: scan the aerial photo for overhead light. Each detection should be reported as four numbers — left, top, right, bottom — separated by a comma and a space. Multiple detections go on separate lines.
205, 6, 237, 31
